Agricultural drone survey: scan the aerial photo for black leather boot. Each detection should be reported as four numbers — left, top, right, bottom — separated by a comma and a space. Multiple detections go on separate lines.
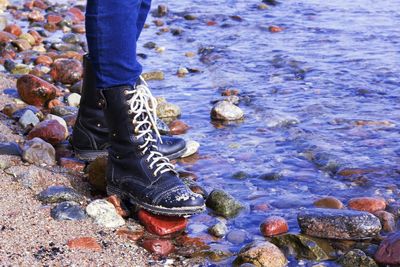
100, 83, 205, 216
71, 55, 187, 161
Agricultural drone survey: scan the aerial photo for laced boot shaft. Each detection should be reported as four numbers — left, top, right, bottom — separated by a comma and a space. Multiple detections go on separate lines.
100, 81, 205, 216
71, 55, 187, 161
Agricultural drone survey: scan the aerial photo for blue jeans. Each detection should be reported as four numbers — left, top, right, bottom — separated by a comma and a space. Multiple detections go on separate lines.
85, 0, 151, 89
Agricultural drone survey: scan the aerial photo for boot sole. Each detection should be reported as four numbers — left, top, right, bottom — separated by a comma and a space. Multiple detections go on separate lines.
75, 147, 187, 162
106, 184, 206, 217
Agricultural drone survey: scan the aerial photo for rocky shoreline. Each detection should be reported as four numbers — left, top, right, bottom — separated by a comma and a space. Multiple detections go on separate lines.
0, 0, 399, 266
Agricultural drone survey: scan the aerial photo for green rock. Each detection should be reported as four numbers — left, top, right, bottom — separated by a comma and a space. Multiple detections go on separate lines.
206, 189, 244, 218
337, 249, 378, 267
270, 233, 336, 261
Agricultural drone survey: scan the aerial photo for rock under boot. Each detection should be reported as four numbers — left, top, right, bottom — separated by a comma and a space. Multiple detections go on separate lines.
100, 82, 205, 216
71, 55, 187, 161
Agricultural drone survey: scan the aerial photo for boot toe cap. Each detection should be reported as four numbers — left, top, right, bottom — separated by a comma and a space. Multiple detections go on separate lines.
156, 186, 205, 210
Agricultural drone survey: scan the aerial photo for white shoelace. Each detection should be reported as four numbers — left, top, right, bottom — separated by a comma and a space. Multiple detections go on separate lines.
124, 76, 177, 177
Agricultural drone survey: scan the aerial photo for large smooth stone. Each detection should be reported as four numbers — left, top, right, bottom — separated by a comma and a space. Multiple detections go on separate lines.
86, 199, 125, 228
22, 137, 56, 166
211, 101, 244, 121
17, 74, 57, 107
206, 189, 244, 218
298, 208, 382, 240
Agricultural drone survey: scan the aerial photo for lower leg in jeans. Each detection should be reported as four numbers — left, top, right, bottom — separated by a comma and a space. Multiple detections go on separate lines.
136, 0, 152, 41
85, 0, 142, 89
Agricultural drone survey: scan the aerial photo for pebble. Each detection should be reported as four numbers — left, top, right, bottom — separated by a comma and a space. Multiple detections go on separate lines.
17, 74, 57, 107
67, 237, 101, 251
348, 197, 386, 213
297, 208, 382, 240
168, 120, 189, 135
106, 195, 129, 218
22, 137, 56, 165
18, 109, 39, 130
4, 24, 21, 36
50, 58, 83, 84
337, 249, 378, 267
44, 114, 68, 137
138, 209, 187, 236
156, 97, 181, 118
260, 216, 289, 237
206, 189, 244, 218
66, 92, 81, 107
0, 142, 21, 156
211, 101, 244, 121
38, 185, 83, 204
27, 119, 67, 145
142, 238, 174, 256
86, 199, 125, 228
313, 196, 344, 209
374, 232, 400, 265
180, 140, 200, 158
51, 106, 78, 117
208, 221, 228, 238
141, 71, 165, 81
50, 201, 87, 221
59, 157, 85, 172
234, 241, 287, 267
87, 156, 107, 192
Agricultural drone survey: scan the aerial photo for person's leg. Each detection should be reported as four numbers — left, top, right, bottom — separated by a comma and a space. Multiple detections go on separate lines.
85, 0, 142, 88
136, 0, 152, 41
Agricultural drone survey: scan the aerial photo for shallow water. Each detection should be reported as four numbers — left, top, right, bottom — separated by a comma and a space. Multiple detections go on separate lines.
140, 0, 400, 265
6, 0, 400, 265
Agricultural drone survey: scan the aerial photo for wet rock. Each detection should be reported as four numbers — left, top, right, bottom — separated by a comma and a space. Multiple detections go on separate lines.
271, 233, 336, 261
142, 238, 174, 256
208, 221, 228, 238
206, 189, 244, 218
386, 202, 400, 218
17, 74, 57, 107
374, 232, 400, 265
348, 197, 386, 213
116, 228, 145, 242
269, 25, 283, 33
260, 216, 289, 237
298, 208, 382, 240
211, 101, 244, 121
314, 197, 344, 209
177, 67, 189, 77
35, 55, 53, 66
22, 137, 56, 165
258, 172, 282, 181
227, 229, 248, 244
138, 209, 187, 236
38, 185, 83, 204
168, 120, 189, 135
0, 142, 21, 156
234, 241, 287, 267
67, 237, 101, 251
106, 195, 129, 218
156, 4, 168, 17
86, 199, 125, 228
59, 157, 85, 172
66, 92, 81, 107
373, 211, 396, 232
27, 120, 67, 145
19, 109, 39, 130
50, 201, 87, 221
87, 156, 107, 192
156, 97, 181, 118
180, 140, 199, 158
337, 249, 378, 267
51, 106, 78, 117
141, 71, 165, 81
50, 58, 83, 84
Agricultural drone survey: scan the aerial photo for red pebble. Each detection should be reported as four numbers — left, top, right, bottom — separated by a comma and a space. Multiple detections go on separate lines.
138, 209, 187, 236
260, 216, 289, 237
142, 239, 174, 256
67, 237, 101, 251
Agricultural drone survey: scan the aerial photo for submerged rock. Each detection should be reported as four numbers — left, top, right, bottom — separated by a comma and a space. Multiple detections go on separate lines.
260, 216, 289, 237
234, 241, 287, 267
22, 137, 56, 165
208, 221, 228, 238
271, 233, 336, 261
50, 201, 87, 221
374, 232, 400, 265
38, 185, 83, 204
142, 238, 174, 256
206, 189, 244, 218
298, 208, 382, 240
86, 199, 125, 228
338, 249, 378, 267
17, 74, 57, 107
313, 196, 344, 209
348, 197, 386, 213
211, 101, 244, 121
